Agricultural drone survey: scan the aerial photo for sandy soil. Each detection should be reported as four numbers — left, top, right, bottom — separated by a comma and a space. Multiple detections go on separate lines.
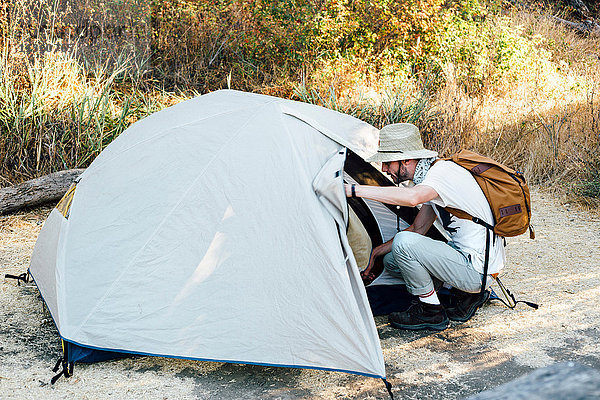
1, 190, 599, 399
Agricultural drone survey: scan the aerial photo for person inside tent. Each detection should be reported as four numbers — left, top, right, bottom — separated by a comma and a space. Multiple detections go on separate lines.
345, 123, 504, 331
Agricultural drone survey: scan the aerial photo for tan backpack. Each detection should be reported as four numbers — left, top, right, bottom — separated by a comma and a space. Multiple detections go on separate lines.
436, 150, 537, 308
440, 149, 535, 239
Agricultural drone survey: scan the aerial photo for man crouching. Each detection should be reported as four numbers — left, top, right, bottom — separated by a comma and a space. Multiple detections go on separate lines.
346, 123, 503, 331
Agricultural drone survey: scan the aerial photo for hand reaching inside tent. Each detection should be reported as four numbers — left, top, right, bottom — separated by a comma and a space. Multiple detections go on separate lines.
360, 241, 393, 285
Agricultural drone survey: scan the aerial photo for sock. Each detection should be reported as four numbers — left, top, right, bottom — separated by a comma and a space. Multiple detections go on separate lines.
419, 289, 440, 305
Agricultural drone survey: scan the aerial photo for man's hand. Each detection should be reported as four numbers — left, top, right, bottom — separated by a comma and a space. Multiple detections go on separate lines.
361, 252, 377, 279
361, 240, 394, 280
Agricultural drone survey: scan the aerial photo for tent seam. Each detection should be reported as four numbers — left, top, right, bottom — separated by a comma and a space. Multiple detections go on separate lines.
280, 106, 359, 157
274, 104, 321, 189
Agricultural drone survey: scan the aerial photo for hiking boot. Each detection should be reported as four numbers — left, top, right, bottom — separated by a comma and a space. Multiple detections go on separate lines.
445, 290, 490, 322
388, 302, 449, 331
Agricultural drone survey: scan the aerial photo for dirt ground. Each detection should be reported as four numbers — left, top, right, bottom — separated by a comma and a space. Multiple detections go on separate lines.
1, 189, 599, 399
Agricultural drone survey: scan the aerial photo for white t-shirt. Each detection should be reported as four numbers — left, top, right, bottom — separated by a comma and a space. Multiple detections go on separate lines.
417, 160, 505, 275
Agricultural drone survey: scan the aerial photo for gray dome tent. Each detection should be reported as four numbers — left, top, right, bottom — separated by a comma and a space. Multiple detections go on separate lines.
28, 90, 440, 384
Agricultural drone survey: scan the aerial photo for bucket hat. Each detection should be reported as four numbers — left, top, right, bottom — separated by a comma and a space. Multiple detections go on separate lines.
365, 123, 437, 163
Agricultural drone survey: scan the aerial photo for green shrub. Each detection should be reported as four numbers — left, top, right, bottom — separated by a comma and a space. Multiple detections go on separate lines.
438, 12, 554, 94
150, 0, 470, 91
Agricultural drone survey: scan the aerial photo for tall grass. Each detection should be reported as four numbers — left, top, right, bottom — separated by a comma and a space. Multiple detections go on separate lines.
0, 0, 185, 184
0, 48, 189, 184
1, 1, 599, 205
294, 80, 433, 129
298, 8, 600, 204
428, 10, 600, 196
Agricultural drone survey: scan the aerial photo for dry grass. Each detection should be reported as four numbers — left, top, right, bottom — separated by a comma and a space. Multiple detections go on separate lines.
299, 9, 600, 204
1, 3, 599, 204
426, 10, 600, 200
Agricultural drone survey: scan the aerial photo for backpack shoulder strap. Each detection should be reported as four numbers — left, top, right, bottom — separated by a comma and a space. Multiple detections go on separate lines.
431, 157, 481, 225
444, 206, 473, 222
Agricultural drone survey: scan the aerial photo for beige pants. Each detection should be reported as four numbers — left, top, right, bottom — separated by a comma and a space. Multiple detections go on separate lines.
383, 231, 488, 295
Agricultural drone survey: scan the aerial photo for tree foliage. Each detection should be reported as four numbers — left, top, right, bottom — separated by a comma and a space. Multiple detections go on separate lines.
150, 0, 468, 91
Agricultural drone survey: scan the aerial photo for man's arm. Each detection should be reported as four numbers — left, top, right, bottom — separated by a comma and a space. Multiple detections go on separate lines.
345, 184, 438, 207
362, 203, 437, 277
347, 183, 439, 277
362, 238, 393, 277
405, 204, 437, 235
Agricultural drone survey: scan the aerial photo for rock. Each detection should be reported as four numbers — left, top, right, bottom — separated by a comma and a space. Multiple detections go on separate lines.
467, 362, 600, 400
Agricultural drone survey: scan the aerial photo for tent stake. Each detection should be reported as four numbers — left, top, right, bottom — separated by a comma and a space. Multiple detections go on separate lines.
382, 378, 394, 399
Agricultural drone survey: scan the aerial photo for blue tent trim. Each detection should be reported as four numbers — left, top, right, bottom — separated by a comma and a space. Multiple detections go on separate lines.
60, 337, 385, 379
64, 341, 129, 364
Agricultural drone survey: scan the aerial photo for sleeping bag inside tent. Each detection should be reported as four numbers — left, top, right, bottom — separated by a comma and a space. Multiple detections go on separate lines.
29, 90, 441, 382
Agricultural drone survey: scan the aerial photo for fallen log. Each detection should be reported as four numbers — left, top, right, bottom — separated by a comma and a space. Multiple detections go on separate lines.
0, 169, 85, 215
566, 0, 590, 18
552, 16, 600, 36
503, 1, 598, 35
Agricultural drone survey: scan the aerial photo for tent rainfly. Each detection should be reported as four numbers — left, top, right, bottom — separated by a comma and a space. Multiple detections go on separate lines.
28, 90, 424, 391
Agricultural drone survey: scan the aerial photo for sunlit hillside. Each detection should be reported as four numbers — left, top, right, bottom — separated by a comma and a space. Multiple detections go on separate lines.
1, 0, 599, 203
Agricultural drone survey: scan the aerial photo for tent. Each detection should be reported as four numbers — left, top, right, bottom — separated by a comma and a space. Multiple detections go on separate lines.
29, 90, 440, 383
